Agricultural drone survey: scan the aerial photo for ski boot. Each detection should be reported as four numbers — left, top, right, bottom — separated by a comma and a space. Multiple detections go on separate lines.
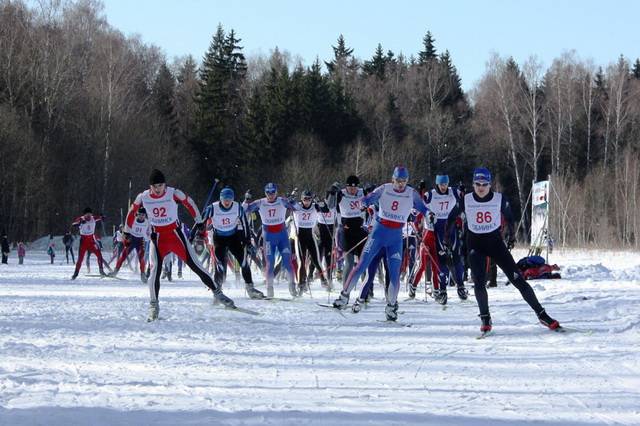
147, 301, 159, 322
245, 283, 265, 299
332, 291, 349, 309
288, 281, 298, 298
457, 285, 468, 301
99, 268, 107, 277
177, 271, 183, 279
407, 284, 417, 299
480, 314, 492, 333
140, 271, 148, 284
352, 298, 365, 313
266, 284, 275, 298
297, 281, 308, 296
214, 291, 235, 308
71, 272, 78, 280
434, 289, 448, 305
537, 309, 560, 330
320, 277, 331, 291
385, 302, 399, 321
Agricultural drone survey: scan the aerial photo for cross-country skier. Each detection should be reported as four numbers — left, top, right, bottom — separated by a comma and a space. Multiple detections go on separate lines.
243, 183, 299, 298
418, 174, 467, 305
202, 187, 264, 300
71, 208, 106, 279
126, 169, 235, 321
327, 175, 368, 288
444, 167, 560, 333
333, 166, 429, 321
292, 190, 329, 294
110, 207, 151, 282
314, 189, 337, 286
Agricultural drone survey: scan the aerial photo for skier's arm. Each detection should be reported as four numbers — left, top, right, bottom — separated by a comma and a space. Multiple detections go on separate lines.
412, 189, 429, 215
243, 199, 260, 214
174, 188, 202, 223
361, 185, 384, 207
444, 198, 464, 243
238, 205, 251, 241
124, 193, 143, 231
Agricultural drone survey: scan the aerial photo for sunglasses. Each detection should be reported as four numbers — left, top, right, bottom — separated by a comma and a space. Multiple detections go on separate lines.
302, 197, 312, 201
265, 191, 276, 195
474, 182, 490, 187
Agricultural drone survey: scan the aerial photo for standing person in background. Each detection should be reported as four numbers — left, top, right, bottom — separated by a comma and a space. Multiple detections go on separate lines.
63, 231, 75, 264
17, 242, 26, 264
71, 207, 106, 279
1, 231, 9, 264
47, 235, 56, 264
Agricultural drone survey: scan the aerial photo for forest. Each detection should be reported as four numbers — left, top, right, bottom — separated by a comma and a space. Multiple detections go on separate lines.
1, 0, 639, 248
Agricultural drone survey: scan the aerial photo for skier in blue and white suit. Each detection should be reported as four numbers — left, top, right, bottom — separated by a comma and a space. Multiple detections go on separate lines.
333, 166, 430, 321
244, 183, 300, 298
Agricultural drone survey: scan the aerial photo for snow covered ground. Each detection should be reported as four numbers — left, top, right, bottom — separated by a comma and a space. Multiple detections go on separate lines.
0, 248, 639, 425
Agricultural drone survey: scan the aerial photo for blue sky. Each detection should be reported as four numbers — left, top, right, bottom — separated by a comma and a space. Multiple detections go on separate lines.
103, 0, 639, 90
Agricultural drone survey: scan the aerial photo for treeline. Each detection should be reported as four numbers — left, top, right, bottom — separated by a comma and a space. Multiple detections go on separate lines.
1, 0, 639, 248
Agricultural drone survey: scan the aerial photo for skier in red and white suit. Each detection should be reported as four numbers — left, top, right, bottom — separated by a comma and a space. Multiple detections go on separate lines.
126, 169, 235, 321
71, 207, 106, 279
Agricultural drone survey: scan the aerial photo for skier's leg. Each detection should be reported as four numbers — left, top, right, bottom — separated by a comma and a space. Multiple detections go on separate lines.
492, 243, 544, 314
468, 248, 489, 316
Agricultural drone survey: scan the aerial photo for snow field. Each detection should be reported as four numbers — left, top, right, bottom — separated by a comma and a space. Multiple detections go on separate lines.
0, 249, 639, 425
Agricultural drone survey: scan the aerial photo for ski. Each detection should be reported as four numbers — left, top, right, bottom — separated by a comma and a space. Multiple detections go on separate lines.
86, 274, 126, 280
224, 306, 261, 316
376, 319, 412, 328
316, 302, 347, 317
476, 330, 494, 339
262, 297, 295, 302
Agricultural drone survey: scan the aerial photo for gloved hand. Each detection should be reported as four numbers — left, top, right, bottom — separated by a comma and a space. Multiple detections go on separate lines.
440, 239, 452, 257
428, 212, 436, 225
123, 232, 132, 245
329, 182, 340, 194
506, 235, 516, 250
419, 180, 427, 192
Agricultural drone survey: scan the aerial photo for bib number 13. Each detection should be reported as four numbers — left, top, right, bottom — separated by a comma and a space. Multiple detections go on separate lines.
476, 211, 492, 223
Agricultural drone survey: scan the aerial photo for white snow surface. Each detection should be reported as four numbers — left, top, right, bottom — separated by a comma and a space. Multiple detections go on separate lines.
0, 248, 639, 425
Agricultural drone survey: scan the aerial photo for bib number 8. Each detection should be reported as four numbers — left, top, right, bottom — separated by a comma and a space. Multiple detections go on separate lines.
391, 201, 399, 211
476, 211, 492, 223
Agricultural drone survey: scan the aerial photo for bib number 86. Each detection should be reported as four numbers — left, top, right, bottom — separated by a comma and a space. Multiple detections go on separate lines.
476, 211, 492, 223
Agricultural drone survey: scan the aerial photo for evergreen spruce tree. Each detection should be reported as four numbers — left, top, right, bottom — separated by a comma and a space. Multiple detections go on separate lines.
440, 50, 464, 106
195, 24, 248, 182
325, 34, 355, 75
363, 44, 387, 80
418, 31, 437, 64
632, 58, 640, 79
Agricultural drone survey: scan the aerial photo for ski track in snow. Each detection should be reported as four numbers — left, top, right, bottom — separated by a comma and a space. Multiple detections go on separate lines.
0, 249, 639, 425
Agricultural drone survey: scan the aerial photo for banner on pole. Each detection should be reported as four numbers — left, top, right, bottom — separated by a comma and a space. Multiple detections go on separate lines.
530, 180, 550, 250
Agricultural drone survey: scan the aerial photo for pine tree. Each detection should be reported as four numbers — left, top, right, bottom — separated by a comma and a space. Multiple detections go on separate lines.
195, 24, 248, 182
363, 44, 387, 80
152, 62, 179, 146
418, 31, 437, 65
440, 50, 465, 109
325, 34, 355, 75
632, 58, 640, 79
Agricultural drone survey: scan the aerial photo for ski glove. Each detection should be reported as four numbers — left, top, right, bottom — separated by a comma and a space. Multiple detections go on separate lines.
506, 236, 516, 250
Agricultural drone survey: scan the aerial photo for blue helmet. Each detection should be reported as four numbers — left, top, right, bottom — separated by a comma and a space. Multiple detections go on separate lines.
435, 174, 449, 185
472, 167, 492, 183
264, 182, 278, 194
220, 187, 235, 201
392, 166, 409, 180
